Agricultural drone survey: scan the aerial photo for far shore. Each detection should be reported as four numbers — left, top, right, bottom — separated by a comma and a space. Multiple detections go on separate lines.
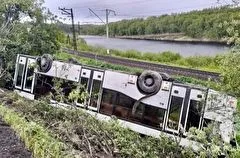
114, 33, 229, 46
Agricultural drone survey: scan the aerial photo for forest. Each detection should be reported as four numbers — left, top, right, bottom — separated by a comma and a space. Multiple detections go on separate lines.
60, 6, 240, 40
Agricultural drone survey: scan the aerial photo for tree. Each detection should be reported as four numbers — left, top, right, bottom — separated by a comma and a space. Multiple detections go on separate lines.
219, 19, 240, 96
0, 0, 36, 84
0, 0, 63, 87
74, 6, 240, 40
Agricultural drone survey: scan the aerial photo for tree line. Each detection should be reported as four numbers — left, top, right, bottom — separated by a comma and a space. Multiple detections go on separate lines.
64, 6, 240, 40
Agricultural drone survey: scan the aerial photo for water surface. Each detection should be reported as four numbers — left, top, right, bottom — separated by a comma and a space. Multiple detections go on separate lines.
81, 35, 229, 57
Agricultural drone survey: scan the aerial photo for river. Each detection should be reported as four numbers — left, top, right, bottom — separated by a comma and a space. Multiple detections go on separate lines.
80, 35, 230, 57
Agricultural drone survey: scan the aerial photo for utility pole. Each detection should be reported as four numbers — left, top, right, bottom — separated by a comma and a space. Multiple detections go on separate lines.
106, 9, 109, 39
105, 9, 116, 38
59, 7, 77, 50
88, 8, 116, 54
78, 22, 80, 35
88, 8, 116, 39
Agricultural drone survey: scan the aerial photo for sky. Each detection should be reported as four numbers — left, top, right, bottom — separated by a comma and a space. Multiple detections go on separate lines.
43, 0, 235, 24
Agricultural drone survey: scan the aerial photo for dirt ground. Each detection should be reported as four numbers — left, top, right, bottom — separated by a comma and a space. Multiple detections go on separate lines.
0, 118, 32, 158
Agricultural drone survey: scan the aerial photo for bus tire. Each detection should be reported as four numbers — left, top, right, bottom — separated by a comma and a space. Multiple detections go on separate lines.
137, 70, 162, 94
37, 54, 53, 73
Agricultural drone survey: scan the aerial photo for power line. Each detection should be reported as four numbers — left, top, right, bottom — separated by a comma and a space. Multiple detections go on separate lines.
81, 22, 105, 24
88, 8, 105, 24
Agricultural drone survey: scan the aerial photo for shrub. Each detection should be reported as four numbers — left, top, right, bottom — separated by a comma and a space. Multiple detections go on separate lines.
156, 51, 182, 62
122, 50, 142, 59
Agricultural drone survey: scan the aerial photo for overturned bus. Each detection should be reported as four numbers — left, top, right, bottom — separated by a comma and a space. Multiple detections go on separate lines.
13, 54, 237, 147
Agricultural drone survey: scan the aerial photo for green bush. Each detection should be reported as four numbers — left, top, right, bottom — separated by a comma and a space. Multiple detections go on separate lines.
122, 50, 142, 59
156, 51, 182, 62
0, 93, 189, 157
142, 52, 158, 61
1, 89, 239, 157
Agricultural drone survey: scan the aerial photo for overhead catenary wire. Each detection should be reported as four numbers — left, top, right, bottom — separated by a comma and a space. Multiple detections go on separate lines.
88, 8, 116, 38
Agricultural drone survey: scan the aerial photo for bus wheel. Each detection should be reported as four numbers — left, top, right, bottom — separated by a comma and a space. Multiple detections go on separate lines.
37, 54, 53, 73
137, 70, 162, 94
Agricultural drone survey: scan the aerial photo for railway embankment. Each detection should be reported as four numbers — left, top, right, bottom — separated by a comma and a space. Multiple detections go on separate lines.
63, 48, 220, 80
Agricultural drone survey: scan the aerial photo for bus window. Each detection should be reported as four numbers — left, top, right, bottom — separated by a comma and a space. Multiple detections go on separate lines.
167, 96, 184, 131
129, 103, 145, 123
100, 89, 116, 115
143, 105, 165, 129
113, 93, 134, 119
16, 64, 25, 88
80, 77, 89, 89
24, 66, 34, 91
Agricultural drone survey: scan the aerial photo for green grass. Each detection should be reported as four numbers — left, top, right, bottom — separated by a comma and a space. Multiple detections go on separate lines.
0, 92, 196, 158
1, 90, 239, 157
0, 104, 72, 158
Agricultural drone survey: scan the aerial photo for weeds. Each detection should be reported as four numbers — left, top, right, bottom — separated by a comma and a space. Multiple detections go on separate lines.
0, 90, 239, 157
0, 103, 71, 158
0, 92, 197, 158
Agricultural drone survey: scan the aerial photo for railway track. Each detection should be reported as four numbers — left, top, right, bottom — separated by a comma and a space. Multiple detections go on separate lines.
63, 48, 220, 80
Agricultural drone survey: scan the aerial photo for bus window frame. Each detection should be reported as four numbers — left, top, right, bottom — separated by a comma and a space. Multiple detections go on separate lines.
165, 86, 186, 134
15, 56, 27, 90
23, 58, 36, 93
88, 71, 104, 111
184, 89, 205, 132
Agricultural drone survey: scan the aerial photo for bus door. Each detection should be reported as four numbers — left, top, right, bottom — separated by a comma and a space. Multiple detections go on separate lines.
165, 85, 186, 133
76, 68, 91, 107
14, 55, 27, 90
88, 71, 104, 111
184, 89, 205, 131
14, 55, 36, 93
23, 58, 36, 93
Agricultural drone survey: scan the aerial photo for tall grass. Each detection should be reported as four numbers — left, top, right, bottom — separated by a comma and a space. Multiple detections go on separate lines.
0, 104, 71, 158
0, 93, 204, 158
